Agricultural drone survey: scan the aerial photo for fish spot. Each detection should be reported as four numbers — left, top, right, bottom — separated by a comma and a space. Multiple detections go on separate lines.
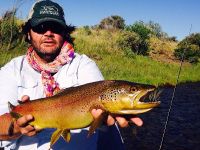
100, 88, 126, 102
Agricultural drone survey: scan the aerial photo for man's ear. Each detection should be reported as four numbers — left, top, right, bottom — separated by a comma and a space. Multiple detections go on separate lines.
27, 33, 31, 40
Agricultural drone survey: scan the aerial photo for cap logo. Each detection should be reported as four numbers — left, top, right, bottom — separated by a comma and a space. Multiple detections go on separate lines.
40, 5, 59, 16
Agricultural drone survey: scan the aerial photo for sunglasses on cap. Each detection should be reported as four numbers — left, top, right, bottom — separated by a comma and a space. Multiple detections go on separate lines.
32, 22, 65, 34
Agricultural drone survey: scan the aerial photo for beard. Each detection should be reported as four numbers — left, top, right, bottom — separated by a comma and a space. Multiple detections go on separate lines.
33, 46, 61, 62
30, 36, 63, 62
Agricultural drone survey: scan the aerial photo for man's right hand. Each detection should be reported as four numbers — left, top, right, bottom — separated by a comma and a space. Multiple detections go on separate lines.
15, 95, 37, 137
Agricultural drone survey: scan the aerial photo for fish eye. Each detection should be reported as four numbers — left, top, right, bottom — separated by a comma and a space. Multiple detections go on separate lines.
130, 87, 137, 92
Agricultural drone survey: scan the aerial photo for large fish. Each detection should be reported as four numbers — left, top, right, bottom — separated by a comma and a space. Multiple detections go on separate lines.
0, 80, 161, 147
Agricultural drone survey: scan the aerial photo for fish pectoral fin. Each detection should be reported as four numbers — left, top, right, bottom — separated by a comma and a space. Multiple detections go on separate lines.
50, 129, 62, 148
88, 111, 108, 137
61, 129, 71, 142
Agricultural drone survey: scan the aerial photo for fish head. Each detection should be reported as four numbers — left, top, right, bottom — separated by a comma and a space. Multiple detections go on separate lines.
100, 81, 161, 114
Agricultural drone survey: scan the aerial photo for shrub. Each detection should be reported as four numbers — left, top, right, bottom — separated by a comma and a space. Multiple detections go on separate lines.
82, 26, 92, 35
99, 15, 125, 30
116, 31, 149, 56
125, 21, 152, 40
174, 33, 200, 63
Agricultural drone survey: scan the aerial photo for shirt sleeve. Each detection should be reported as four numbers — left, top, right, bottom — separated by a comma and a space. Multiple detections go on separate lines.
76, 55, 104, 85
0, 61, 18, 115
0, 61, 19, 149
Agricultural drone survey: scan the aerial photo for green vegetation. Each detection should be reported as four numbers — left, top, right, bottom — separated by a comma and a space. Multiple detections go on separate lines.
174, 33, 200, 64
0, 13, 200, 86
73, 29, 200, 86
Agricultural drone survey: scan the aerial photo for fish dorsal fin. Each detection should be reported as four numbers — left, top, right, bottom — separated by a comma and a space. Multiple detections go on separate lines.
8, 102, 15, 112
61, 129, 71, 142
88, 111, 108, 137
50, 129, 63, 148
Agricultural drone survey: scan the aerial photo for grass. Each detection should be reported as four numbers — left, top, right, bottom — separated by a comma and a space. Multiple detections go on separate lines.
73, 28, 200, 86
79, 50, 198, 86
0, 28, 199, 86
0, 45, 27, 67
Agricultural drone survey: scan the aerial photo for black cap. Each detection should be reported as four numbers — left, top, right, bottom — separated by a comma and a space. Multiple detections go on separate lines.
27, 0, 66, 28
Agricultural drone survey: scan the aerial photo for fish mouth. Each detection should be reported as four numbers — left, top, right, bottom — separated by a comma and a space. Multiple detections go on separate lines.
119, 88, 161, 114
135, 88, 161, 107
138, 87, 161, 101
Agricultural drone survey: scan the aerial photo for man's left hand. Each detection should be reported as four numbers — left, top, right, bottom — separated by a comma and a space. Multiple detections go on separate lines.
91, 109, 143, 127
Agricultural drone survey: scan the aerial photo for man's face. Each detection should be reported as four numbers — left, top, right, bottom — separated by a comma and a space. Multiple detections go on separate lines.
29, 21, 65, 61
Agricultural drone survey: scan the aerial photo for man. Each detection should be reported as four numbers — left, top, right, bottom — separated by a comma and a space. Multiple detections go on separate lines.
0, 0, 142, 149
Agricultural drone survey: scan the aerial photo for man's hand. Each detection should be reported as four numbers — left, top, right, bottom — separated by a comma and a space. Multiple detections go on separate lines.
91, 109, 143, 127
15, 95, 37, 137
15, 114, 36, 136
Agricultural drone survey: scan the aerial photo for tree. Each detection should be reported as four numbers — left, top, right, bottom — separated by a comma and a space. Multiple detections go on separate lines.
146, 21, 168, 38
174, 33, 200, 63
125, 21, 151, 55
99, 15, 125, 30
125, 21, 152, 40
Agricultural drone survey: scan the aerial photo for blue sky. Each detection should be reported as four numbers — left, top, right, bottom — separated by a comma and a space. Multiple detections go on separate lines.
0, 0, 199, 40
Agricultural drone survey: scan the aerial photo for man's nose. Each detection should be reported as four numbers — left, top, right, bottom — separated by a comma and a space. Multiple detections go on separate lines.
44, 30, 54, 36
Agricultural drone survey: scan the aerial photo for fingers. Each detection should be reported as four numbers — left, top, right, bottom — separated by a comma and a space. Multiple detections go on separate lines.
18, 95, 30, 104
20, 124, 36, 136
16, 114, 36, 136
115, 116, 143, 127
91, 109, 114, 126
21, 95, 30, 103
115, 116, 129, 127
106, 115, 115, 126
91, 109, 103, 119
91, 109, 143, 128
130, 117, 143, 126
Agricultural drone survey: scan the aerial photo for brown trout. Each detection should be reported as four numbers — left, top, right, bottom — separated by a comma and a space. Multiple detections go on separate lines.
0, 80, 161, 147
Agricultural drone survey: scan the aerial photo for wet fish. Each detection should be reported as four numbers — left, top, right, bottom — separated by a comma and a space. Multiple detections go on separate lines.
0, 80, 161, 147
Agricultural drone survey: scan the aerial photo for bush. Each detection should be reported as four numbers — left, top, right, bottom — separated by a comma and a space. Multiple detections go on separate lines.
174, 33, 200, 63
82, 26, 92, 35
125, 21, 152, 40
99, 15, 125, 30
116, 31, 149, 56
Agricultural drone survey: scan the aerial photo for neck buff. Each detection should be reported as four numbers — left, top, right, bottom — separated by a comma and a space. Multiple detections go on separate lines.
26, 41, 74, 97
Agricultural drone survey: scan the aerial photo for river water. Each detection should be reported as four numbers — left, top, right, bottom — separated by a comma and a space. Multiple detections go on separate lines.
120, 82, 200, 150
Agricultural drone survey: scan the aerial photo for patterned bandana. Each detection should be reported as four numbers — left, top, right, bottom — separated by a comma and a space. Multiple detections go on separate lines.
26, 41, 74, 97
